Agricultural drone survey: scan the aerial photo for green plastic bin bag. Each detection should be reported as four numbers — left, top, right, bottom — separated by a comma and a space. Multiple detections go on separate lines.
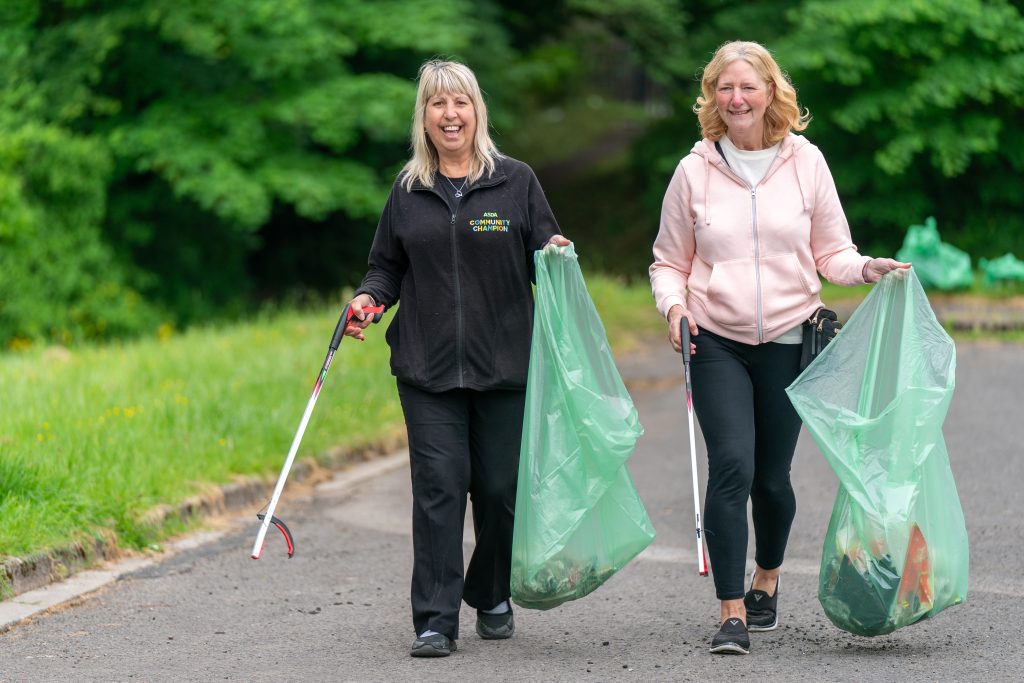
786, 268, 969, 636
980, 253, 1024, 287
895, 216, 973, 290
510, 244, 655, 610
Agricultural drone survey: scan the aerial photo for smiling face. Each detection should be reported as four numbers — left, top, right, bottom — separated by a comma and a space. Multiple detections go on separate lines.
715, 59, 773, 150
423, 91, 477, 167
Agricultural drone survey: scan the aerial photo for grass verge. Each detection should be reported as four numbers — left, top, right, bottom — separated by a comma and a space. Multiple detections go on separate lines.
0, 307, 402, 560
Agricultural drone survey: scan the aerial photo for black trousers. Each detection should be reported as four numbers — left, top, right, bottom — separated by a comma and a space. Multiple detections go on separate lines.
396, 380, 526, 640
689, 328, 803, 600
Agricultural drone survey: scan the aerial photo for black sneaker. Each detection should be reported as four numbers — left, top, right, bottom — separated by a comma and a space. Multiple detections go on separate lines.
476, 606, 515, 640
710, 618, 750, 654
744, 575, 779, 632
410, 633, 457, 657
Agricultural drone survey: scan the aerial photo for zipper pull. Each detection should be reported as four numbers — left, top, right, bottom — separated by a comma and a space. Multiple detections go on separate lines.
451, 214, 456, 224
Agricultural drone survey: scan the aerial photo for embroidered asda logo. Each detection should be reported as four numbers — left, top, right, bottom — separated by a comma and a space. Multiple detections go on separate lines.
469, 211, 510, 233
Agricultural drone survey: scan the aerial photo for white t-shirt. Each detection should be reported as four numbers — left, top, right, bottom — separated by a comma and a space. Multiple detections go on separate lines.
718, 135, 779, 189
718, 136, 803, 345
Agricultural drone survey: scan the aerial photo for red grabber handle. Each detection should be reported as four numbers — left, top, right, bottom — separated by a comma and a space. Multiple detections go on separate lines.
681, 317, 692, 364
330, 303, 385, 350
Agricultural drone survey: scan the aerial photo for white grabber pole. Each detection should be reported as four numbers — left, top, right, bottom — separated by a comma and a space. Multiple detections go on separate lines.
251, 302, 383, 560
680, 317, 709, 576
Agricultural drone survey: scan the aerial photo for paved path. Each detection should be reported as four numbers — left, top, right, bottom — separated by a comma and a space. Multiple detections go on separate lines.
1, 340, 1021, 682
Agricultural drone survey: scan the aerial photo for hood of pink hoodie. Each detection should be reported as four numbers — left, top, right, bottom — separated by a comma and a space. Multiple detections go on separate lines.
650, 133, 869, 344
691, 135, 813, 227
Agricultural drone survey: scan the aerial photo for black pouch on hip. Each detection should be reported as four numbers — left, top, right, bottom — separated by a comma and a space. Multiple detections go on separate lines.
800, 307, 842, 370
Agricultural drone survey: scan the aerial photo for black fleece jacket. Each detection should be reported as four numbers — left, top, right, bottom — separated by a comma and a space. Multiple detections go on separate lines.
356, 156, 561, 392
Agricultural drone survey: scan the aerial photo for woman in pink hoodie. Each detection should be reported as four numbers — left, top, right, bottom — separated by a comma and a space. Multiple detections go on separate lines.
649, 41, 908, 655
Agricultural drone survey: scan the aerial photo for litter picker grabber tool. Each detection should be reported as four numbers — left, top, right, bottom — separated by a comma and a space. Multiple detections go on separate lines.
680, 317, 709, 576
250, 302, 384, 560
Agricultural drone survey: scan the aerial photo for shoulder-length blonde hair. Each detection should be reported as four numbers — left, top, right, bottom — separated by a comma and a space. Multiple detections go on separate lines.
694, 41, 811, 147
400, 59, 502, 192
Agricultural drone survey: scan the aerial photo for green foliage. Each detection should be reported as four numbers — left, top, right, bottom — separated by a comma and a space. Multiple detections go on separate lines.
0, 122, 161, 345
566, 0, 691, 83
770, 0, 1024, 258
0, 0, 480, 345
482, 0, 692, 282
4, 0, 1022, 347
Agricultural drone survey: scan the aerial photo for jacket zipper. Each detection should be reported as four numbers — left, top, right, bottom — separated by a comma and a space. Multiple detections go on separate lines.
751, 186, 763, 343
449, 208, 464, 387
414, 174, 505, 388
750, 152, 787, 344
716, 156, 765, 343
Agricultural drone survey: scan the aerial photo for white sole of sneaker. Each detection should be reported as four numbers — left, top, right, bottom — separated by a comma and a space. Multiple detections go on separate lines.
709, 642, 750, 655
747, 619, 778, 632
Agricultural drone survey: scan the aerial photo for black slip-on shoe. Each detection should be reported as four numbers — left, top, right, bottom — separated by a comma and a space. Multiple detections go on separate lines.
476, 607, 515, 640
709, 618, 750, 655
744, 574, 780, 632
410, 633, 457, 657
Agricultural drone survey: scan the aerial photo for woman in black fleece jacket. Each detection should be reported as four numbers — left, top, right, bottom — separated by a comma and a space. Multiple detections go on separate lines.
344, 59, 569, 658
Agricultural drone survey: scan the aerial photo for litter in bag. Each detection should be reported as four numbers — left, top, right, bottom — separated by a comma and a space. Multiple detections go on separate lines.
786, 268, 968, 636
510, 244, 655, 610
895, 216, 973, 290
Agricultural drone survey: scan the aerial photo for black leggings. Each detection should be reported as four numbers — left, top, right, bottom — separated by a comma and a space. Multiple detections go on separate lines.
690, 328, 803, 600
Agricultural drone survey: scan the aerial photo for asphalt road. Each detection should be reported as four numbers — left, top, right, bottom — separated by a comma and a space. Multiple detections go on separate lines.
0, 340, 1021, 682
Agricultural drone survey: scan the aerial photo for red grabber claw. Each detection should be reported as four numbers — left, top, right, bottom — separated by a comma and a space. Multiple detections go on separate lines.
255, 513, 295, 558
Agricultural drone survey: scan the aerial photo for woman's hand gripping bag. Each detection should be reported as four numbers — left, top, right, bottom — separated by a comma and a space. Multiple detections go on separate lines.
786, 268, 968, 636
510, 244, 655, 610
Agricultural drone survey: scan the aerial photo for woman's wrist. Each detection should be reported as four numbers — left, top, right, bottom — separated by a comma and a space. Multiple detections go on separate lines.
862, 260, 872, 283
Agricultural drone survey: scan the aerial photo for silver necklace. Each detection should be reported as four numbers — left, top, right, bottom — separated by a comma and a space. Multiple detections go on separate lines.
444, 174, 467, 198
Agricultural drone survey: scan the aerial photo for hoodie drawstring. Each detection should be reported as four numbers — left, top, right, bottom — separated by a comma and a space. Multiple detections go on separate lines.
704, 153, 711, 225
794, 158, 810, 213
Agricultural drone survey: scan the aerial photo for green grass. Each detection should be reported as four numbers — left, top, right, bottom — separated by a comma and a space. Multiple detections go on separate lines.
0, 307, 403, 560
585, 272, 666, 353
819, 280, 874, 305
0, 275, 662, 562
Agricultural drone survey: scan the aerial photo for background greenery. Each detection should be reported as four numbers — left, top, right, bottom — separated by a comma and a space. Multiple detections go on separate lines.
2, 0, 1022, 348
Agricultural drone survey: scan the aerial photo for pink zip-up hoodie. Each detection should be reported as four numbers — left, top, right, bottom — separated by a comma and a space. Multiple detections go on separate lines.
650, 134, 871, 344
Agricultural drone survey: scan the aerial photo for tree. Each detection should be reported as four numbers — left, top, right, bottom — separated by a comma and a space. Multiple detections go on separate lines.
775, 0, 1024, 257
0, 0, 484, 344
0, 6, 159, 345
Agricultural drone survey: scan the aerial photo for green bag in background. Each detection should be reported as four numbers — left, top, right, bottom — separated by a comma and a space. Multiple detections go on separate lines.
510, 244, 655, 610
895, 216, 973, 290
979, 253, 1024, 288
786, 268, 968, 636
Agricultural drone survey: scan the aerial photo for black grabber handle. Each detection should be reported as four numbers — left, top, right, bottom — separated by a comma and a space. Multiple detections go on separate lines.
330, 303, 385, 350
681, 316, 692, 362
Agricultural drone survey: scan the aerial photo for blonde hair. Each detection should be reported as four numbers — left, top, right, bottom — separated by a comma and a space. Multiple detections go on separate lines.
400, 60, 502, 192
694, 41, 810, 146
